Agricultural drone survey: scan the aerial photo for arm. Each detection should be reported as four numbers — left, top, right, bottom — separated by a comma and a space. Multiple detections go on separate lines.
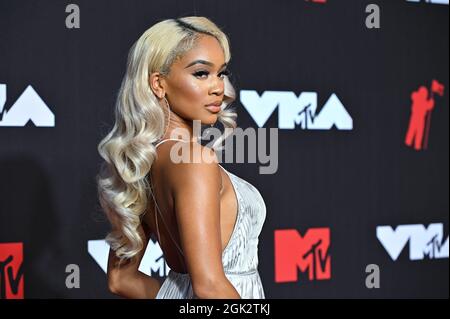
168, 144, 240, 299
107, 223, 161, 298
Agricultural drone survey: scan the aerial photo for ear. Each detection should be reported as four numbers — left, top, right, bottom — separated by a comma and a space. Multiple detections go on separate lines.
148, 72, 166, 99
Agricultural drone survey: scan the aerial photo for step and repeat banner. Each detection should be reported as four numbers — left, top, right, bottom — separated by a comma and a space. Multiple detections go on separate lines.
0, 0, 448, 298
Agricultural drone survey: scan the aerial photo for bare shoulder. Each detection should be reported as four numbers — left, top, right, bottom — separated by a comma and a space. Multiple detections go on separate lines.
154, 141, 222, 193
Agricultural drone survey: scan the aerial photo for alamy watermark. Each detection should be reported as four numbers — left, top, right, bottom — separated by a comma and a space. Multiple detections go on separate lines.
65, 264, 80, 289
365, 4, 380, 29
164, 120, 279, 175
65, 4, 80, 29
365, 264, 380, 289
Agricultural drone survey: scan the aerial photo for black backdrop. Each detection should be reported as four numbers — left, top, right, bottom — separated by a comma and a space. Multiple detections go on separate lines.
0, 0, 448, 298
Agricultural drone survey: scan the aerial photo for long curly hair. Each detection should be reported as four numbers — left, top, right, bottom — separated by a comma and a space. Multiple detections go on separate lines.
96, 17, 237, 261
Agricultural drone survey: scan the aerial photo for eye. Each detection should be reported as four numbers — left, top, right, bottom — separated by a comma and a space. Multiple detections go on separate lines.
193, 70, 209, 78
193, 69, 231, 79
219, 69, 231, 78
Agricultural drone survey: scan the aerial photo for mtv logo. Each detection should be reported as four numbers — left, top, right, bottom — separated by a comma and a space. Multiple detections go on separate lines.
274, 228, 331, 283
0, 84, 55, 127
0, 242, 24, 299
377, 223, 449, 261
88, 239, 170, 277
240, 90, 352, 130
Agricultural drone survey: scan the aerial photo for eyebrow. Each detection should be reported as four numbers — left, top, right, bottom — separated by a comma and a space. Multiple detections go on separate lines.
184, 60, 227, 69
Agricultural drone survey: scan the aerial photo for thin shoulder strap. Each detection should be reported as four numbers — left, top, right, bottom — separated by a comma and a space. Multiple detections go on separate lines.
154, 138, 189, 148
149, 168, 185, 257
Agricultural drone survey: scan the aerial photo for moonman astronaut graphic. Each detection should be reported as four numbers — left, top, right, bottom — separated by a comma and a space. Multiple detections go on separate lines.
405, 86, 435, 151
405, 80, 445, 151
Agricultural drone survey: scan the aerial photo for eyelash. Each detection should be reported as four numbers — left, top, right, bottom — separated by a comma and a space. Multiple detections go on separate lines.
193, 69, 231, 79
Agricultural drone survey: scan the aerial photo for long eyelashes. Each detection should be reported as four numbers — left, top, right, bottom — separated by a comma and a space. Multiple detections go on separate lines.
219, 69, 231, 77
193, 69, 231, 79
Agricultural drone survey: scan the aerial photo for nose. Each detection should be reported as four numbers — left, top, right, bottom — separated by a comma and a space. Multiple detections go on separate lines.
209, 77, 224, 96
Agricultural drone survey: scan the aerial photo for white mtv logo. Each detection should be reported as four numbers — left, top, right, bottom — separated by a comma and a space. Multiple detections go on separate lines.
0, 84, 55, 127
377, 223, 449, 261
240, 90, 353, 130
88, 239, 170, 277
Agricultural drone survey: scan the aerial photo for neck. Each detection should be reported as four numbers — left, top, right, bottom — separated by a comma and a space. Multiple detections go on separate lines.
160, 110, 200, 143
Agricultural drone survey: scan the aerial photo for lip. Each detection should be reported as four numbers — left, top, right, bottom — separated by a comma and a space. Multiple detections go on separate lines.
205, 101, 222, 113
205, 105, 221, 113
206, 100, 222, 107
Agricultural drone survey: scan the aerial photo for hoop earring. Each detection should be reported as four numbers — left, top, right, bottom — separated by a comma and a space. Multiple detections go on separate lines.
162, 96, 171, 138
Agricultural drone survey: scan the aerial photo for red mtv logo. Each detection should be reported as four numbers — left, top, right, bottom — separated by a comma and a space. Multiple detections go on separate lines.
405, 79, 445, 151
0, 242, 24, 299
274, 228, 331, 283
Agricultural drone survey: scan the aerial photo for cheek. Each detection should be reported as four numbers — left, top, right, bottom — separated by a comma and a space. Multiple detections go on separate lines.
172, 76, 207, 106
178, 78, 204, 100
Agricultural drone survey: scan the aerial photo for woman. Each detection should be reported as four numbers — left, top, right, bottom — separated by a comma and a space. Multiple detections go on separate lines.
97, 16, 266, 299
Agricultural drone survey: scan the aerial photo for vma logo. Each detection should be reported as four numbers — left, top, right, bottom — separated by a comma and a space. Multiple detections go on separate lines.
0, 242, 24, 299
240, 90, 352, 130
274, 228, 331, 283
0, 84, 55, 127
88, 239, 170, 277
377, 223, 449, 261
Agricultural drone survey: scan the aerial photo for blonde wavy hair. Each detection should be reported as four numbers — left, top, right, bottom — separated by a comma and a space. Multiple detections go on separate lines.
97, 17, 237, 261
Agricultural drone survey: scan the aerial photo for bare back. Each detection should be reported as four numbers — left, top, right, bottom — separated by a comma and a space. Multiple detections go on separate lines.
142, 139, 238, 274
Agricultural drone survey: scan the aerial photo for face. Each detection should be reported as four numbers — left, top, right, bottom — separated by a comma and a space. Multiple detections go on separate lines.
153, 35, 229, 126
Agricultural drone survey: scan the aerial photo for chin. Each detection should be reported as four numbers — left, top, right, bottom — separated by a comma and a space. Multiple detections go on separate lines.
210, 115, 219, 125
202, 115, 218, 126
